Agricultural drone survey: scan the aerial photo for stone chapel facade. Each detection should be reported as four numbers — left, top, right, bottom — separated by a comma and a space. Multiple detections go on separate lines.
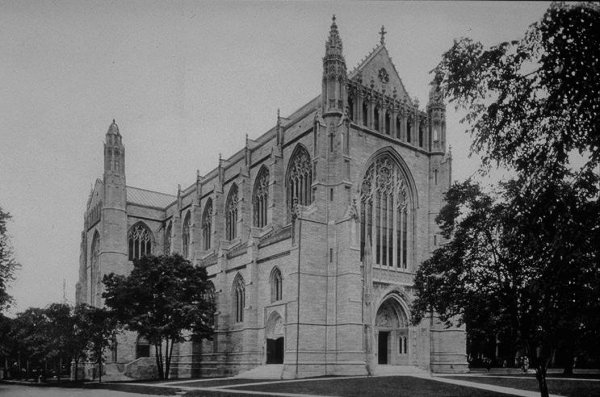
76, 18, 467, 379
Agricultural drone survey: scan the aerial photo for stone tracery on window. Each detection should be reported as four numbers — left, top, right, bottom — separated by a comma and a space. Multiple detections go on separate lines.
128, 223, 152, 261
182, 212, 191, 258
286, 146, 313, 218
226, 185, 239, 241
253, 167, 269, 228
202, 199, 213, 250
270, 267, 283, 302
233, 274, 245, 323
360, 154, 410, 269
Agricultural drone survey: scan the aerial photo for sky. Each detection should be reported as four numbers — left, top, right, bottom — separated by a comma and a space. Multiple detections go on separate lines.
0, 1, 550, 313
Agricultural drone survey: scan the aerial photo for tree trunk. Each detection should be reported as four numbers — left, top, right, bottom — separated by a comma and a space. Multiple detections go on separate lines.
154, 343, 164, 380
98, 349, 102, 383
563, 354, 574, 376
535, 364, 549, 397
165, 338, 175, 380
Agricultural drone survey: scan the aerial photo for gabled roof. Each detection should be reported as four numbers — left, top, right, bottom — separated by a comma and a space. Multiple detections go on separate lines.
127, 186, 176, 209
348, 44, 413, 105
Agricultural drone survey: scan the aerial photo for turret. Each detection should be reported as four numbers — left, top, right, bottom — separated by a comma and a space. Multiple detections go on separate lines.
104, 119, 125, 175
427, 80, 446, 153
322, 15, 347, 116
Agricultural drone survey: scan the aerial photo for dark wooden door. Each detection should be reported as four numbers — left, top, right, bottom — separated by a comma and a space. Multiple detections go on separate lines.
378, 332, 389, 364
267, 337, 284, 364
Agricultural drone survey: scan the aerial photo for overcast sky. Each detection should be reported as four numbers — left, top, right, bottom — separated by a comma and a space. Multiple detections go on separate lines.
0, 1, 549, 313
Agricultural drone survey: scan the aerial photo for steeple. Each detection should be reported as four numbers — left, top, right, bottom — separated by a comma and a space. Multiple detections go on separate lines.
322, 15, 347, 116
104, 119, 125, 175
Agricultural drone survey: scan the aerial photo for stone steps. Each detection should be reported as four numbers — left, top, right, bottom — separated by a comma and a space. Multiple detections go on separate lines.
234, 364, 284, 379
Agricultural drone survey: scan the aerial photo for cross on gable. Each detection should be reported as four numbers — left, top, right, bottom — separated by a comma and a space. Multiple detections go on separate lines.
379, 25, 387, 45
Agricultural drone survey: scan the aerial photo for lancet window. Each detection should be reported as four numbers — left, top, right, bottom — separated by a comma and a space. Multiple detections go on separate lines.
270, 267, 283, 302
286, 146, 313, 218
128, 223, 152, 261
225, 184, 239, 241
90, 231, 100, 305
253, 167, 269, 228
202, 199, 212, 250
374, 106, 380, 131
164, 221, 172, 255
182, 212, 191, 258
360, 154, 410, 269
233, 274, 245, 323
407, 116, 413, 143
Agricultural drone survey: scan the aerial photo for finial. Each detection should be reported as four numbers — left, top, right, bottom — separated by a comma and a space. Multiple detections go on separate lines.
112, 118, 115, 124
245, 133, 249, 146
196, 169, 200, 179
332, 14, 336, 24
379, 25, 387, 45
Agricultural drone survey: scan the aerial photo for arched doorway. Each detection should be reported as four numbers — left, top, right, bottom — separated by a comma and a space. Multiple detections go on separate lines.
375, 296, 409, 365
265, 311, 284, 364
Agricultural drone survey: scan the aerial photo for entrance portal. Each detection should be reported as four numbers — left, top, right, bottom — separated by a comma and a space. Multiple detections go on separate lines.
375, 295, 410, 365
378, 332, 389, 364
265, 311, 285, 364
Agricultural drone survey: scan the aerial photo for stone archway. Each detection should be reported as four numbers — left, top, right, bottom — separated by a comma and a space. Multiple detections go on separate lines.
375, 296, 409, 365
265, 311, 284, 364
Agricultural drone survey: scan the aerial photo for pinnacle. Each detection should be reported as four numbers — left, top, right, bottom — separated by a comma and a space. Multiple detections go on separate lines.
107, 119, 120, 136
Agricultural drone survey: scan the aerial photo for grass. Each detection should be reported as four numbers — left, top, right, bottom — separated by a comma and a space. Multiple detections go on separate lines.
218, 376, 509, 397
450, 375, 600, 397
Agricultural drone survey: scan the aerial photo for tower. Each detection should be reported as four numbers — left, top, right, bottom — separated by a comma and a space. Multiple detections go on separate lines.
97, 120, 128, 305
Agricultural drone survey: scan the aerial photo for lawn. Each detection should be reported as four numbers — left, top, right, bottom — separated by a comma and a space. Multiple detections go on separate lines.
450, 375, 600, 397
212, 376, 509, 397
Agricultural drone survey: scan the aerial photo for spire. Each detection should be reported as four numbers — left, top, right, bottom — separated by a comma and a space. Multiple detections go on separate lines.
379, 25, 387, 46
107, 119, 120, 136
325, 15, 343, 58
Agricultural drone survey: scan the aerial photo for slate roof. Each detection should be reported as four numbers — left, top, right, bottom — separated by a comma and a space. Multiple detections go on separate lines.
127, 186, 176, 209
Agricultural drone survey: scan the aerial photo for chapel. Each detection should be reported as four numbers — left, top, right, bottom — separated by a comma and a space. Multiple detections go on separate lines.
76, 17, 467, 379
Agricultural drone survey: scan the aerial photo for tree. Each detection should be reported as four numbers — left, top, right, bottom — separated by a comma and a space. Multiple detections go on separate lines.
103, 254, 214, 380
74, 304, 118, 383
433, 2, 599, 180
0, 207, 20, 311
412, 176, 600, 397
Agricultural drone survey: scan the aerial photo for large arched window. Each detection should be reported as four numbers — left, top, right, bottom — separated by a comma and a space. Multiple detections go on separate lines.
90, 231, 100, 305
360, 153, 411, 269
225, 184, 239, 241
253, 167, 269, 228
164, 221, 172, 255
270, 267, 283, 302
286, 146, 312, 217
202, 199, 212, 250
128, 223, 152, 261
182, 211, 191, 258
233, 274, 245, 323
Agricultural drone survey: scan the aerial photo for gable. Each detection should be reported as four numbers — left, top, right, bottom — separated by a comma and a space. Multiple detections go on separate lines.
87, 178, 104, 210
349, 46, 412, 104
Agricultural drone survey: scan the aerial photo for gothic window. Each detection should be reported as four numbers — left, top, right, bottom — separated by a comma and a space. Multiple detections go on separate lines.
164, 221, 172, 255
360, 154, 411, 269
362, 101, 368, 126
136, 335, 150, 358
407, 117, 413, 143
225, 184, 239, 241
128, 223, 152, 261
233, 274, 245, 323
286, 146, 313, 218
90, 231, 100, 305
202, 199, 213, 250
374, 106, 380, 131
396, 116, 402, 139
419, 121, 424, 147
385, 111, 391, 135
270, 267, 283, 302
182, 211, 191, 258
253, 167, 269, 228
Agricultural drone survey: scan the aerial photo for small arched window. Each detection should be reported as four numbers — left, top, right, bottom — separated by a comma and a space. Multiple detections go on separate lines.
136, 335, 150, 358
407, 116, 413, 143
286, 146, 313, 218
164, 221, 172, 255
419, 120, 424, 148
384, 111, 391, 135
362, 101, 369, 127
374, 106, 380, 131
202, 199, 213, 250
270, 267, 283, 302
233, 274, 245, 323
225, 184, 239, 241
182, 211, 191, 258
396, 116, 402, 139
253, 167, 269, 228
128, 223, 152, 261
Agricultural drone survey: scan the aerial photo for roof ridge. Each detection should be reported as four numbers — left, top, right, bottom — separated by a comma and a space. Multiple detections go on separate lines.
126, 185, 176, 197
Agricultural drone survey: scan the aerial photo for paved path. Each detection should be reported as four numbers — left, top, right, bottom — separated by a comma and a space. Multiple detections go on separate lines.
0, 383, 154, 397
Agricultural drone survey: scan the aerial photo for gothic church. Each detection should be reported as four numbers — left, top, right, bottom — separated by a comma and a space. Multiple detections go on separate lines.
76, 17, 467, 379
